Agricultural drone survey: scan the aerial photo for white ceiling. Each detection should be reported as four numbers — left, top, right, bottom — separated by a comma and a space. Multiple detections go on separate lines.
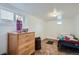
5, 3, 79, 21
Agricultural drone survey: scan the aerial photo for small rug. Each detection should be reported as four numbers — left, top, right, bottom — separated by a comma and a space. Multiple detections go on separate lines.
46, 40, 53, 44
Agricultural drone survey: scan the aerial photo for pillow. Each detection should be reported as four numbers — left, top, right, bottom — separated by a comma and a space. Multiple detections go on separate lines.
65, 35, 73, 39
64, 36, 70, 40
57, 35, 64, 40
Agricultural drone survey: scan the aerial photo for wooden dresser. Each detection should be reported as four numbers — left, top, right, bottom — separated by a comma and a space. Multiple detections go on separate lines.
8, 32, 35, 55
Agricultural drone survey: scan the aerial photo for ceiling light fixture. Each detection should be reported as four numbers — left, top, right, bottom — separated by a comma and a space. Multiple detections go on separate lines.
48, 8, 58, 17
48, 8, 63, 24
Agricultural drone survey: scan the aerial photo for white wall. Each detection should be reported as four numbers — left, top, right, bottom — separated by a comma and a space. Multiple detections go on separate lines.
73, 15, 79, 38
44, 19, 73, 39
0, 21, 16, 54
27, 15, 45, 39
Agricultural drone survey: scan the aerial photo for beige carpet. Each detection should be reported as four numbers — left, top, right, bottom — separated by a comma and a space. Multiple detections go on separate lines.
34, 39, 79, 55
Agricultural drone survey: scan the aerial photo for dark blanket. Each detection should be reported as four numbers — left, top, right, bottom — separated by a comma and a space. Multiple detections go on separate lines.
63, 40, 79, 45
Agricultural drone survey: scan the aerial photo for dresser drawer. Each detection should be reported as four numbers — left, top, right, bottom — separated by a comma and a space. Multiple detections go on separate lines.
19, 33, 34, 39
19, 37, 34, 46
18, 41, 35, 50
22, 47, 35, 55
19, 37, 30, 45
8, 32, 35, 55
18, 43, 35, 55
18, 47, 35, 55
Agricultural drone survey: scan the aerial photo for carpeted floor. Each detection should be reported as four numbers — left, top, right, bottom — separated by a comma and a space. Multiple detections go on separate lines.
34, 39, 79, 55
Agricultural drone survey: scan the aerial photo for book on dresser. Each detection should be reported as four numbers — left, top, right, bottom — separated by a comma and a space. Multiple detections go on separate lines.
8, 32, 35, 55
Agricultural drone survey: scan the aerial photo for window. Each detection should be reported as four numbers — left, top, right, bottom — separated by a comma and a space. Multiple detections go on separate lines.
57, 21, 62, 24
57, 15, 63, 24
0, 9, 14, 21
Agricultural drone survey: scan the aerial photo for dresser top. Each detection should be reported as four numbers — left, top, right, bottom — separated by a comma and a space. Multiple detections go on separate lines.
8, 32, 35, 34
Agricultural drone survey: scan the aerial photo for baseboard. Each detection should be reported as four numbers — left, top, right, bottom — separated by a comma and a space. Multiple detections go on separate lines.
1, 53, 7, 55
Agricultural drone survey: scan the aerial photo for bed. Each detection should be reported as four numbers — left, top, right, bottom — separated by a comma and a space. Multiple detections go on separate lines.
58, 34, 79, 51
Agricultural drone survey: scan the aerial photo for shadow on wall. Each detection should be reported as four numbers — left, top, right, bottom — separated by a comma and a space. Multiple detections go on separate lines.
0, 21, 16, 54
